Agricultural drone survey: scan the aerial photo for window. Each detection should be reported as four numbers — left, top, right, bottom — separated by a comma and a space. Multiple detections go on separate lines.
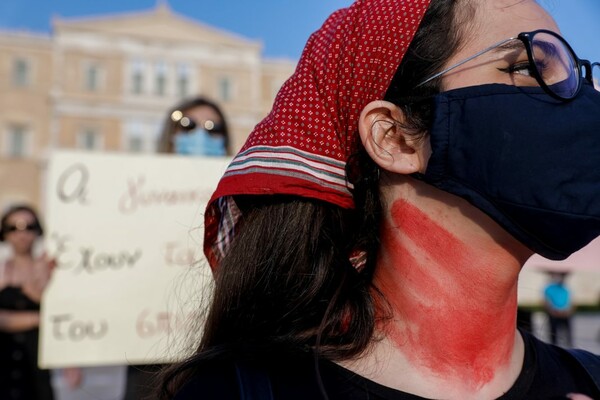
155, 62, 167, 96
84, 64, 100, 92
131, 60, 145, 95
77, 128, 102, 150
12, 59, 30, 87
128, 136, 144, 152
218, 77, 232, 102
125, 121, 146, 153
6, 125, 28, 157
176, 63, 190, 98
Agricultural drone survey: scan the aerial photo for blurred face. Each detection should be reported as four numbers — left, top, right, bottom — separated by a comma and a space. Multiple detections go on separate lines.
551, 272, 566, 283
441, 0, 560, 91
171, 105, 227, 156
182, 105, 223, 133
3, 210, 38, 255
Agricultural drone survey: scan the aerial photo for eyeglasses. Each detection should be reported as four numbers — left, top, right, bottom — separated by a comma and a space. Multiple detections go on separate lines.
419, 29, 600, 101
2, 222, 38, 234
170, 110, 225, 134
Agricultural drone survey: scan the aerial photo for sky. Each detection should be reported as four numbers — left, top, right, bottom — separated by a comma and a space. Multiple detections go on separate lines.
0, 0, 598, 62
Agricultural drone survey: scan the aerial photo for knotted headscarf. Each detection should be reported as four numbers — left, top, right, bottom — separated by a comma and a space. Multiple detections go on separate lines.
204, 0, 432, 268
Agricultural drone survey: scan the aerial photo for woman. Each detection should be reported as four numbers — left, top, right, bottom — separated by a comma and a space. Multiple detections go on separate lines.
162, 0, 600, 398
157, 96, 231, 156
125, 96, 232, 400
0, 205, 55, 400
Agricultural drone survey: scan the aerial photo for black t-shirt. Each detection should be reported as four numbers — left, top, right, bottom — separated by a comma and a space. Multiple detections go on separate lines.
174, 331, 600, 399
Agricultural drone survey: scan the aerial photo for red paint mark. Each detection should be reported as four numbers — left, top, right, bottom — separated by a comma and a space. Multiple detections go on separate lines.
376, 199, 518, 389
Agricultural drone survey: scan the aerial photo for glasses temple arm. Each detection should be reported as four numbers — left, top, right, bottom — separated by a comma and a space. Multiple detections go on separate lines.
416, 37, 517, 88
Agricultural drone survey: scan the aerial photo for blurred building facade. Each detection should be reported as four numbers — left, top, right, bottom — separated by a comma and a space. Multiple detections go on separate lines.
0, 3, 296, 211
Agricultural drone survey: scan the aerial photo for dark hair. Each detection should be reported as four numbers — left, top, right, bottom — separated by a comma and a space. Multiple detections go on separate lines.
160, 1, 473, 397
157, 96, 231, 155
0, 204, 43, 242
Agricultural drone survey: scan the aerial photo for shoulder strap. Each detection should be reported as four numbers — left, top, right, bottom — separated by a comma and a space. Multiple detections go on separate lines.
234, 361, 274, 400
567, 348, 600, 389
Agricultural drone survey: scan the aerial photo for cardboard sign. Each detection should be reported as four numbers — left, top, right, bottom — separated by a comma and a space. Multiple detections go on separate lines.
40, 150, 231, 368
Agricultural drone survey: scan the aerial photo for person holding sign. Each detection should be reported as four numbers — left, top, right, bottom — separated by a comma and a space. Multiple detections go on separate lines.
158, 96, 231, 157
0, 205, 55, 400
161, 0, 600, 398
124, 96, 232, 400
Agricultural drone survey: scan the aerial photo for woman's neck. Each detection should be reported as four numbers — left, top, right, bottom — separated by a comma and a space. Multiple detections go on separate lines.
11, 253, 34, 266
3, 254, 35, 286
359, 198, 526, 399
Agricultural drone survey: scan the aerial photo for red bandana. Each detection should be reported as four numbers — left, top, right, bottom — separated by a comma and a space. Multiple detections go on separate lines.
204, 0, 432, 269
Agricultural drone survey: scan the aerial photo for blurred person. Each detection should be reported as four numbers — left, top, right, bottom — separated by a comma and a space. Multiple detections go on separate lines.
0, 204, 55, 400
158, 96, 231, 156
124, 96, 232, 400
544, 271, 575, 347
155, 0, 600, 399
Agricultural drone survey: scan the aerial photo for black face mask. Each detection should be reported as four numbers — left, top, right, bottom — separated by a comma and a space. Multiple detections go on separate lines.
413, 83, 600, 260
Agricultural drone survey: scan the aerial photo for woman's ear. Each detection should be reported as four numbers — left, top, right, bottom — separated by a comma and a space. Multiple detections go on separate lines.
358, 100, 430, 174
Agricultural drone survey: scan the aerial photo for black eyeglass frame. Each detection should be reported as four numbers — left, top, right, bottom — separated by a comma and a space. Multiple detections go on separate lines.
418, 29, 599, 102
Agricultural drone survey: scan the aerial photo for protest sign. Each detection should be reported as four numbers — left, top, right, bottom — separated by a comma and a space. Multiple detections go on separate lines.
40, 150, 230, 367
